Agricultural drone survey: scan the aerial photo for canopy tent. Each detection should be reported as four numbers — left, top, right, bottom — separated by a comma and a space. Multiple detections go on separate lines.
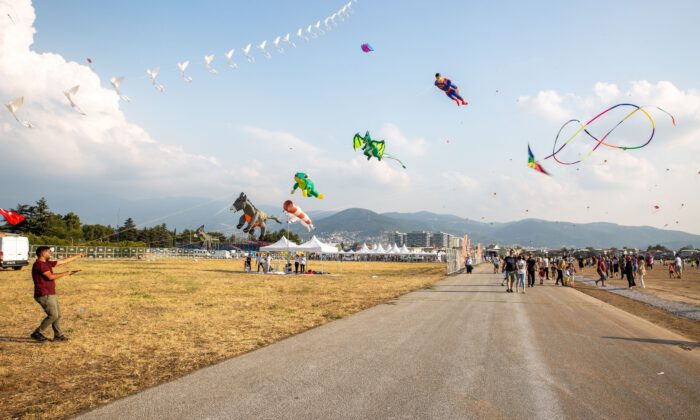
297, 236, 338, 253
356, 243, 372, 254
400, 244, 411, 254
259, 236, 299, 252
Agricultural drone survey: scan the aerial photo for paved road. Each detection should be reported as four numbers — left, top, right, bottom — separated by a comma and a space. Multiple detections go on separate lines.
81, 269, 700, 419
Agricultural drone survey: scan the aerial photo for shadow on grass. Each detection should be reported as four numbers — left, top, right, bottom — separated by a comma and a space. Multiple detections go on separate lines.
0, 335, 44, 344
602, 336, 700, 348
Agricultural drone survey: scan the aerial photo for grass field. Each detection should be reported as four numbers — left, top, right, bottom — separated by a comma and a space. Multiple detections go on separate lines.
0, 259, 445, 419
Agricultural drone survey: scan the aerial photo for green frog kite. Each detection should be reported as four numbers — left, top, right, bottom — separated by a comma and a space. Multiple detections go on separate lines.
291, 172, 325, 199
353, 131, 406, 169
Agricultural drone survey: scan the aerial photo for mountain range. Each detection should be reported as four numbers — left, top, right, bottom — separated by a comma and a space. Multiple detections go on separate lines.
5, 193, 698, 249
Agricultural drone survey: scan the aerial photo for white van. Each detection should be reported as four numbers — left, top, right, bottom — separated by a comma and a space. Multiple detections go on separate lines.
0, 235, 30, 270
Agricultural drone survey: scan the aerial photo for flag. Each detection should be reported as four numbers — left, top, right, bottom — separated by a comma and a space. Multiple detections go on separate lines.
0, 208, 25, 225
527, 144, 550, 176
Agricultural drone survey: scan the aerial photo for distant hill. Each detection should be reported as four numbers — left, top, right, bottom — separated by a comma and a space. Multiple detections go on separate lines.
19, 193, 698, 249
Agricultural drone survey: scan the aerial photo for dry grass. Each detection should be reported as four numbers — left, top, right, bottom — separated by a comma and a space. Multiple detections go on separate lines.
0, 259, 444, 419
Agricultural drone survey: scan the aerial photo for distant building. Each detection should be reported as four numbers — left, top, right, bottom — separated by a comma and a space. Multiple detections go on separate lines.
406, 231, 431, 247
384, 231, 406, 246
448, 236, 462, 249
431, 232, 450, 248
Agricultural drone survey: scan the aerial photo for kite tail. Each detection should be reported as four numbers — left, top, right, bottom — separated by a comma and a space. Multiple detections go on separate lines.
384, 154, 407, 169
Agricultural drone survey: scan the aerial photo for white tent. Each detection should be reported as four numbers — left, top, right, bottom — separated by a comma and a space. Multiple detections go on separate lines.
400, 244, 411, 254
259, 236, 299, 252
297, 236, 338, 253
389, 244, 400, 254
375, 244, 386, 254
356, 243, 371, 254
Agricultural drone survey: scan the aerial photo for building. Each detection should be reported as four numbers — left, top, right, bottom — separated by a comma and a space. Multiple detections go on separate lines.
448, 235, 462, 249
384, 231, 406, 246
430, 232, 450, 248
406, 231, 431, 247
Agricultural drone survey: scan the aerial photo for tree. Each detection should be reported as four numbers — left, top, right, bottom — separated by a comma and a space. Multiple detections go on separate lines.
261, 230, 301, 243
118, 218, 138, 242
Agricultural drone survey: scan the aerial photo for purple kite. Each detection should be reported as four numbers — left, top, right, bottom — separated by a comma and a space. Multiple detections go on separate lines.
361, 43, 374, 53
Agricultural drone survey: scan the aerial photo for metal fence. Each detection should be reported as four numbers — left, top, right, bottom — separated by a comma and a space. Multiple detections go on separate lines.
445, 249, 464, 275
31, 245, 147, 259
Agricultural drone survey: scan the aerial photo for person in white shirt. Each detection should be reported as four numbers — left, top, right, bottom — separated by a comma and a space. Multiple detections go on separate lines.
300, 254, 307, 273
675, 255, 683, 279
265, 254, 272, 273
516, 255, 526, 294
256, 253, 262, 272
543, 256, 550, 281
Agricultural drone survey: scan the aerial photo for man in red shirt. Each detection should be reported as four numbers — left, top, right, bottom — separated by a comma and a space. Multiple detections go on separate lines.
30, 246, 83, 342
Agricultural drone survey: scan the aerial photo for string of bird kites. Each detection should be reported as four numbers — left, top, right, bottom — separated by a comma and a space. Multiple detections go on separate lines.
1, 0, 692, 233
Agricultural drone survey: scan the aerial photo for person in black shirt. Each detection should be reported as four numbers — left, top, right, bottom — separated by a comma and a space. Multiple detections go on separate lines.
526, 253, 537, 287
502, 249, 517, 293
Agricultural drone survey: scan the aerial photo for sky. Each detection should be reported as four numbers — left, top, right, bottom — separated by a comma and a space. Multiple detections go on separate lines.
1, 0, 699, 233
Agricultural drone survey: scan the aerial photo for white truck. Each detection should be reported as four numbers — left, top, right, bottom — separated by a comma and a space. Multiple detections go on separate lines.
0, 234, 30, 270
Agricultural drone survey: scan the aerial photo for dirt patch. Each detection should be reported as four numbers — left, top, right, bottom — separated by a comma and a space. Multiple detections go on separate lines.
575, 283, 700, 343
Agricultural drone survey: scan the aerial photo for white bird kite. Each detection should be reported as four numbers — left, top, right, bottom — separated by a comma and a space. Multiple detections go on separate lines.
324, 17, 333, 32
204, 54, 218, 74
282, 33, 296, 48
63, 85, 86, 115
314, 20, 325, 35
272, 36, 284, 54
296, 28, 308, 42
256, 40, 271, 59
110, 76, 130, 102
242, 44, 255, 63
224, 49, 238, 69
177, 61, 192, 82
5, 96, 33, 128
146, 67, 165, 92
306, 24, 317, 39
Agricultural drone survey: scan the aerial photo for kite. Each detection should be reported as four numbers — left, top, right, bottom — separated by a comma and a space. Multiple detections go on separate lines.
361, 43, 374, 53
324, 17, 333, 31
204, 54, 218, 74
86, 57, 94, 70
0, 208, 24, 225
283, 200, 314, 231
296, 28, 308, 42
529, 103, 676, 168
291, 172, 324, 199
273, 36, 285, 54
353, 131, 406, 169
146, 68, 164, 92
224, 49, 238, 69
527, 144, 549, 176
256, 40, 271, 59
230, 192, 282, 241
306, 25, 317, 39
64, 85, 86, 115
110, 76, 130, 102
242, 44, 255, 63
282, 33, 296, 48
434, 73, 468, 106
5, 97, 33, 128
653, 205, 661, 213
314, 20, 325, 35
177, 61, 192, 82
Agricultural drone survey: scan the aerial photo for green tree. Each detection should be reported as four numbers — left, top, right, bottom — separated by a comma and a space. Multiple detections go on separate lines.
118, 218, 138, 242
261, 229, 301, 243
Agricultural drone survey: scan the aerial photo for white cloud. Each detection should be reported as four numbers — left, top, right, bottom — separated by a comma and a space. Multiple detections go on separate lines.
376, 123, 428, 157
443, 171, 479, 190
0, 0, 232, 198
594, 82, 620, 103
517, 90, 571, 120
241, 125, 322, 157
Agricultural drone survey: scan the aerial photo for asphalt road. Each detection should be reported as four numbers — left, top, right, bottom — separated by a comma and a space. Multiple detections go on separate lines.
80, 268, 700, 419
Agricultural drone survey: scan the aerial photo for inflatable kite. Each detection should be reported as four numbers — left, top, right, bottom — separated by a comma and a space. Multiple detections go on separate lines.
110, 76, 130, 102
204, 54, 218, 74
291, 172, 324, 199
224, 49, 238, 69
530, 104, 676, 169
283, 200, 314, 231
230, 192, 282, 241
5, 96, 33, 128
178, 61, 193, 82
0, 208, 24, 225
146, 67, 165, 92
361, 43, 374, 53
353, 131, 406, 169
434, 73, 468, 106
527, 144, 549, 176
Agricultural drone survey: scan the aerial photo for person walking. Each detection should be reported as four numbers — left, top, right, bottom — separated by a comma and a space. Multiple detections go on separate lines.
624, 256, 636, 288
556, 258, 566, 286
516, 255, 526, 294
612, 255, 619, 279
492, 256, 499, 274
30, 247, 83, 342
674, 254, 683, 279
542, 255, 550, 281
256, 253, 263, 272
294, 254, 300, 274
595, 255, 607, 287
637, 256, 646, 288
526, 253, 537, 287
502, 250, 517, 293
465, 256, 473, 274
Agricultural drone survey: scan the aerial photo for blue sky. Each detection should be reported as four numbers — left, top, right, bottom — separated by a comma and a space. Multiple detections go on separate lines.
1, 0, 699, 233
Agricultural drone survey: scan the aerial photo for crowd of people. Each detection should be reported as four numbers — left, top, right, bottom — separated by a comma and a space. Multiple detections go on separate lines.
244, 252, 308, 274
481, 250, 696, 293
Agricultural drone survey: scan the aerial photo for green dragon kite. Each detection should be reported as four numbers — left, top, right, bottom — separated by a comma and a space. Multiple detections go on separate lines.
353, 131, 406, 169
